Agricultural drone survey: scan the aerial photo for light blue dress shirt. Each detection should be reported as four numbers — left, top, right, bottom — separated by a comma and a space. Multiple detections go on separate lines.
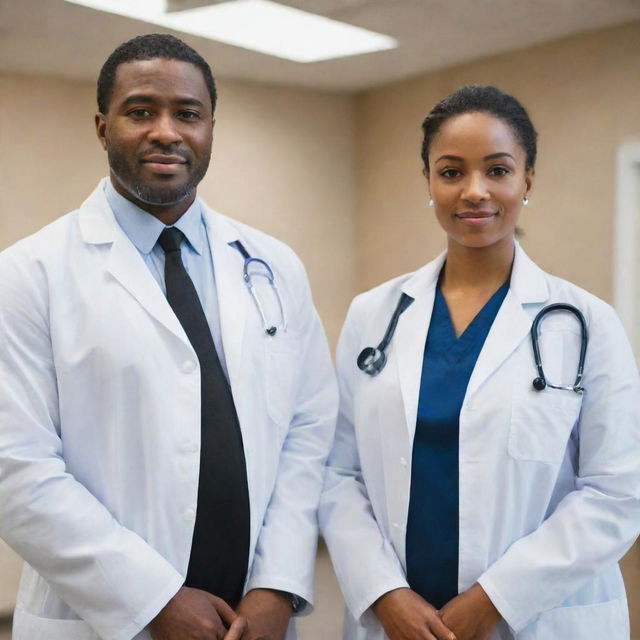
105, 179, 229, 378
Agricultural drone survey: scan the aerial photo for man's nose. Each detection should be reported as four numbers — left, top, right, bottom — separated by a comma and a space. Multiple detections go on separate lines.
147, 113, 182, 145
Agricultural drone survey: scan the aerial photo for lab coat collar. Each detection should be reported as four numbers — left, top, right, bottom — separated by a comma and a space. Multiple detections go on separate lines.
77, 180, 249, 383
200, 202, 249, 394
398, 241, 548, 303
77, 179, 191, 348
394, 241, 550, 438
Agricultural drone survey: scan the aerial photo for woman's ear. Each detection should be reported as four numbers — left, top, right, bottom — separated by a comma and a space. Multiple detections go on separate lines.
524, 167, 535, 199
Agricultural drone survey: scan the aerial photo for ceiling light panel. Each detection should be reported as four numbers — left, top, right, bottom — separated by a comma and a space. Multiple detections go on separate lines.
65, 0, 398, 62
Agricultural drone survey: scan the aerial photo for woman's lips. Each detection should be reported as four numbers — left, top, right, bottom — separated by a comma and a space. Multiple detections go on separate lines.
455, 211, 498, 226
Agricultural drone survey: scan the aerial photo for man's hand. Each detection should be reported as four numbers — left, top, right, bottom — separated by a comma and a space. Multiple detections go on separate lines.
438, 583, 501, 640
148, 586, 249, 640
236, 588, 293, 640
371, 588, 457, 640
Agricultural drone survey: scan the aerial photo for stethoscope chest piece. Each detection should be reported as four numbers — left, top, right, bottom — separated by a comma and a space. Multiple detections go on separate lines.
357, 293, 414, 376
357, 347, 387, 376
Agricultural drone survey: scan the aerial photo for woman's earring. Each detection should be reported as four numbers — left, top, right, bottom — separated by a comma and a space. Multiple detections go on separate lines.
429, 198, 434, 207
523, 196, 529, 206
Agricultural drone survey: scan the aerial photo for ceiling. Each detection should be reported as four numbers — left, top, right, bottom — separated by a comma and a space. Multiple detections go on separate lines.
1, 0, 639, 92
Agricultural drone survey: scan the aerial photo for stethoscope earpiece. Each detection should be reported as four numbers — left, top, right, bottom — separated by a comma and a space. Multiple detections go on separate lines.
357, 347, 387, 376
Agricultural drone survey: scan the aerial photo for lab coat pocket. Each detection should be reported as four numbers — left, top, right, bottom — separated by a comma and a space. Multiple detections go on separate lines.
509, 329, 583, 463
264, 337, 300, 428
13, 606, 98, 640
518, 598, 628, 639
508, 389, 581, 463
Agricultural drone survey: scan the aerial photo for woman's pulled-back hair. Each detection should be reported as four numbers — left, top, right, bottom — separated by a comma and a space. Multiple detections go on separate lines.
420, 85, 537, 173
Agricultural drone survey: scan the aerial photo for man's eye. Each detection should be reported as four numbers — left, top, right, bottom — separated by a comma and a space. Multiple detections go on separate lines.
128, 109, 151, 119
179, 111, 200, 120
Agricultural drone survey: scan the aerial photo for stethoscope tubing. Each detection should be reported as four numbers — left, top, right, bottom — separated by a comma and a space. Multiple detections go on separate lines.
530, 303, 588, 394
230, 240, 287, 336
357, 295, 588, 395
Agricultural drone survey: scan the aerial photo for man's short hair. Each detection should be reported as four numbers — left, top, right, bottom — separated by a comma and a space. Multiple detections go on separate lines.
97, 33, 217, 114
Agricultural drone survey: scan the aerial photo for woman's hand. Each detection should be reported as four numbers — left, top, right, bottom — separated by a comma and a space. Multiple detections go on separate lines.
438, 583, 501, 640
372, 588, 457, 640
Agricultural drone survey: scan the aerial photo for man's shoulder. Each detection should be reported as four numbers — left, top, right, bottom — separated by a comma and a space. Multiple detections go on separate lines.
202, 204, 302, 270
1, 210, 79, 266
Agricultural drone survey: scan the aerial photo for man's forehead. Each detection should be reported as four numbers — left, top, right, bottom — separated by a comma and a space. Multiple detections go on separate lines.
111, 58, 208, 99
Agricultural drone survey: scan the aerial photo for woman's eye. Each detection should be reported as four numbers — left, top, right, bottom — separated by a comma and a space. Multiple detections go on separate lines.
441, 168, 461, 178
489, 166, 510, 176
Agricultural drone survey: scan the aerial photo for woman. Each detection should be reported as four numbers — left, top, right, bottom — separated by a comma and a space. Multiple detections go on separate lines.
319, 85, 640, 640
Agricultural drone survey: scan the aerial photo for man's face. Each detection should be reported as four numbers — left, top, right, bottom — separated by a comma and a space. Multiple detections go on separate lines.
96, 58, 214, 221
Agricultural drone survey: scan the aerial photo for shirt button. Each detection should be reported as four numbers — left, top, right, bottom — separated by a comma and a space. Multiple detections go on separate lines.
183, 360, 197, 374
184, 508, 196, 520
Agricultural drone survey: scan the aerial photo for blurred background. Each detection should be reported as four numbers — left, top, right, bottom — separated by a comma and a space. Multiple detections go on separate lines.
1, 0, 639, 637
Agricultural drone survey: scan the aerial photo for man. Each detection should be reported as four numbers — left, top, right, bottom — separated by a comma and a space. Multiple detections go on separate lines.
0, 34, 337, 640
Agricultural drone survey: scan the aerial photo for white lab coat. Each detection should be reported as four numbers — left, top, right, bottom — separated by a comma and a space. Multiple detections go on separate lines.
319, 244, 640, 640
0, 180, 338, 640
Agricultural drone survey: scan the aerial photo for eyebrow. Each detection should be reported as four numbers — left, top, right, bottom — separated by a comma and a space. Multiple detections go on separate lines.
435, 152, 516, 163
120, 94, 205, 108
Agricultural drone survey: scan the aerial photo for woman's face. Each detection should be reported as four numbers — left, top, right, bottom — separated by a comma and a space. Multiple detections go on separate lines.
427, 111, 533, 251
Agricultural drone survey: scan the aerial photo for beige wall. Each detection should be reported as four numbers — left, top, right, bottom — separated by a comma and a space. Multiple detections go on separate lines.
354, 21, 640, 298
0, 73, 355, 346
354, 20, 640, 636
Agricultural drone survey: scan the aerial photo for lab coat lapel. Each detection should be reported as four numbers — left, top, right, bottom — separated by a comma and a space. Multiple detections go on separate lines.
465, 243, 549, 400
395, 252, 446, 440
203, 206, 248, 396
77, 180, 190, 346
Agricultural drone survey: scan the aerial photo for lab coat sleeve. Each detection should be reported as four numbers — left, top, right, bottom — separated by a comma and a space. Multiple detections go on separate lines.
245, 250, 338, 610
319, 298, 409, 624
0, 249, 184, 640
478, 303, 640, 632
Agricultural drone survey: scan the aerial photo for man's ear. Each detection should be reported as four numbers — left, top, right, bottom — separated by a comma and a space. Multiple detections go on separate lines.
95, 113, 108, 150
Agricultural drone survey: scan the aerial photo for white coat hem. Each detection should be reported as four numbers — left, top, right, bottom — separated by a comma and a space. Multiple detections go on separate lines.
245, 574, 312, 617
477, 574, 525, 633
112, 573, 183, 640
352, 578, 410, 624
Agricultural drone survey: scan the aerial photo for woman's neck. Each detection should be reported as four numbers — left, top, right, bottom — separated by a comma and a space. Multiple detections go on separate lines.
440, 236, 515, 294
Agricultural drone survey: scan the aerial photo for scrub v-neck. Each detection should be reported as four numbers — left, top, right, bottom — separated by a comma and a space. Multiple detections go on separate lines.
405, 279, 509, 609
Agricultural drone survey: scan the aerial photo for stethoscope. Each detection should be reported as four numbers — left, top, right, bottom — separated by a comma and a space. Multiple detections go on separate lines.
230, 240, 286, 336
357, 295, 589, 394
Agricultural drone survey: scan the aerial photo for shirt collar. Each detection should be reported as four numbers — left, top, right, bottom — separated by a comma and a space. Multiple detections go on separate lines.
105, 178, 205, 255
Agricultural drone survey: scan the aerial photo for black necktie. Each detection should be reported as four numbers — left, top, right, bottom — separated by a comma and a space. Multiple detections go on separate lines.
158, 227, 250, 607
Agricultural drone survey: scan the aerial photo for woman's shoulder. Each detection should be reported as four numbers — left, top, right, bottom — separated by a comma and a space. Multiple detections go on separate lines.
348, 252, 445, 318
543, 271, 616, 324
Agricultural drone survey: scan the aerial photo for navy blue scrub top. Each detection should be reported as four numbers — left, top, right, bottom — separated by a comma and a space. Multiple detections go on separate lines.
405, 279, 509, 609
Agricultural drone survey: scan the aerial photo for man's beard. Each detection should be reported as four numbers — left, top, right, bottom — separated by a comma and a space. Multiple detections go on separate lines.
108, 148, 210, 207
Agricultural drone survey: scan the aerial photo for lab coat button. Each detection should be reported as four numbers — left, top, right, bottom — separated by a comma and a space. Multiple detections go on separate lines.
400, 457, 407, 467
182, 360, 197, 374
182, 441, 198, 453
392, 522, 400, 528
184, 508, 196, 520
